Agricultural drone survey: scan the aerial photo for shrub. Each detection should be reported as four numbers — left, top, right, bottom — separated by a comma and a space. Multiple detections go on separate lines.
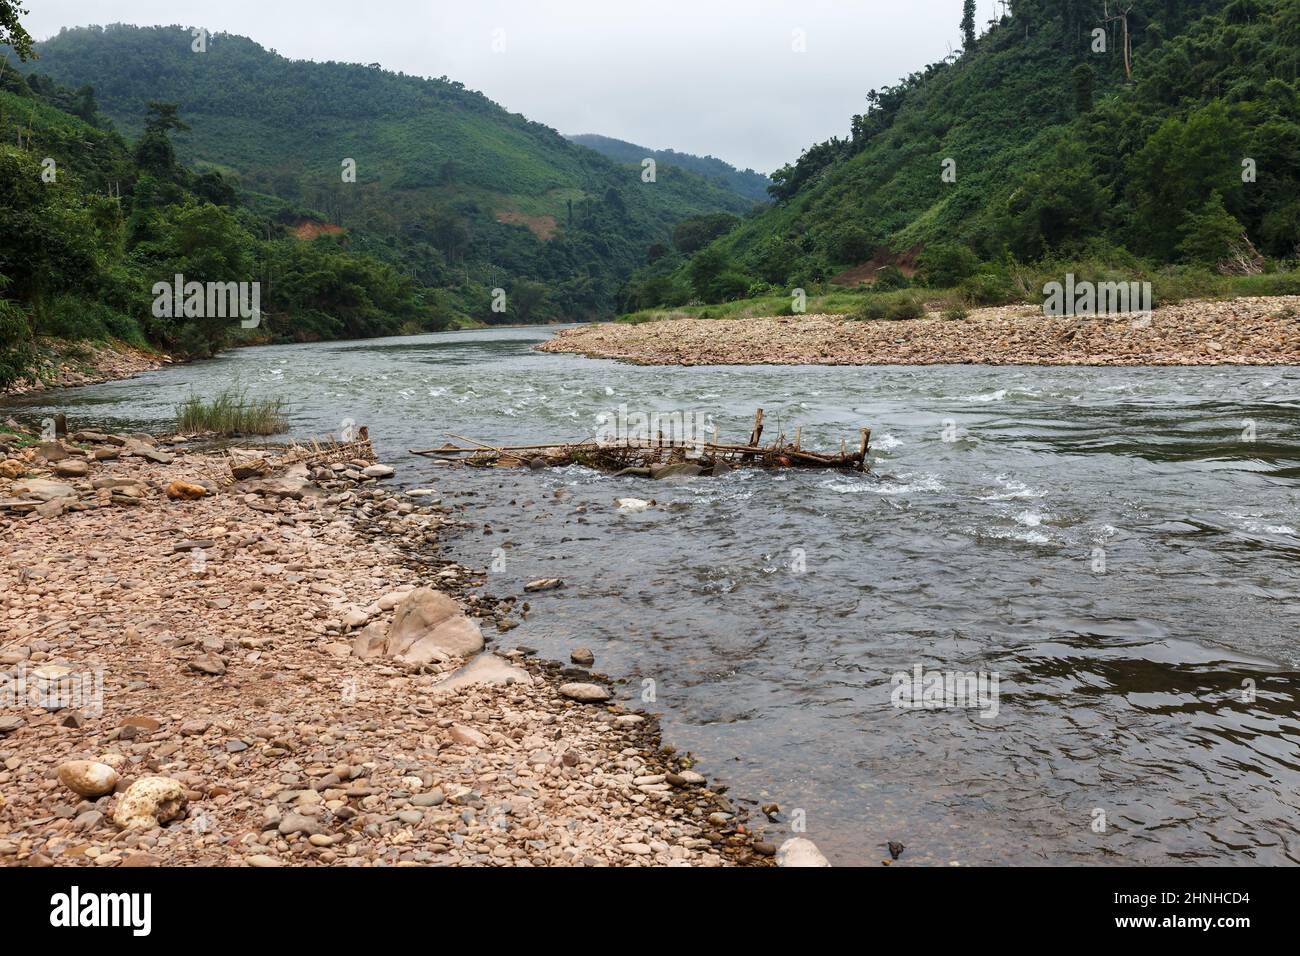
942, 305, 970, 320
851, 300, 889, 321
887, 296, 926, 320
707, 271, 753, 302
959, 271, 1019, 305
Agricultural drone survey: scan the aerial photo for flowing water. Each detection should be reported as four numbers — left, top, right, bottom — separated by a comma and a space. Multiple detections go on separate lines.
6, 326, 1300, 865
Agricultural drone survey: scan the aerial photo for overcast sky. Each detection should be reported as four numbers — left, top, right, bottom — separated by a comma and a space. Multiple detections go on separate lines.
25, 0, 987, 174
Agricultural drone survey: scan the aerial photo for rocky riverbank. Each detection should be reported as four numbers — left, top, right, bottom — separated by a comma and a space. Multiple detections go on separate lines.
538, 297, 1300, 366
0, 423, 783, 867
2, 340, 168, 397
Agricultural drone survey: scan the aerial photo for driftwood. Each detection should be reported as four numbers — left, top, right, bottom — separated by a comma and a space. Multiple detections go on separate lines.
410, 410, 871, 474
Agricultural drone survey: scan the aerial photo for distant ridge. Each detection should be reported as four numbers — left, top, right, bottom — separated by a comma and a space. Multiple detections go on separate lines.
567, 133, 770, 202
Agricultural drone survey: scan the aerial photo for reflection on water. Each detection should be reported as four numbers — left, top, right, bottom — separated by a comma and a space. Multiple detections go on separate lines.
6, 327, 1300, 865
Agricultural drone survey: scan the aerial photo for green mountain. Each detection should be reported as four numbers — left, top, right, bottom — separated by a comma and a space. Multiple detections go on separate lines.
624, 0, 1300, 310
566, 133, 771, 201
21, 23, 757, 321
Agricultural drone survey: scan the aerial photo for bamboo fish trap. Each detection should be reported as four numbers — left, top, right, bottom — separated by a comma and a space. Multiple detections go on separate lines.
410, 410, 870, 475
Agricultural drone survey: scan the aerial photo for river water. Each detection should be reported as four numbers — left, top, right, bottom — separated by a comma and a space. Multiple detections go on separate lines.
6, 326, 1300, 865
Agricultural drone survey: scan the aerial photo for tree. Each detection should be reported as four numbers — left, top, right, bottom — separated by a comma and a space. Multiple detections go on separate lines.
0, 1, 34, 61
143, 101, 190, 137
134, 103, 191, 179
672, 213, 739, 253
154, 203, 257, 357
688, 246, 728, 299
1127, 102, 1244, 259
1177, 192, 1245, 264
507, 279, 549, 323
917, 243, 980, 287
72, 84, 98, 123
1072, 63, 1095, 115
961, 0, 977, 49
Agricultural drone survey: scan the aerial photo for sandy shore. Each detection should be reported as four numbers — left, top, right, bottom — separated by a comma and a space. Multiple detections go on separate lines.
538, 297, 1300, 366
2, 340, 167, 397
0, 425, 777, 867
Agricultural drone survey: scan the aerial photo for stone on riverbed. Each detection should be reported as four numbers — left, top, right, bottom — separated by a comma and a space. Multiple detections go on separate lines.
165, 481, 208, 501
450, 724, 488, 747
383, 588, 484, 665
431, 653, 534, 695
524, 578, 563, 593
112, 776, 188, 830
776, 837, 831, 867
52, 459, 90, 478
11, 479, 75, 502
121, 439, 174, 464
56, 760, 119, 798
559, 682, 610, 703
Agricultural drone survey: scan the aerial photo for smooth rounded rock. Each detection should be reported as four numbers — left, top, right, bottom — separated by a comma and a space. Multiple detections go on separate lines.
57, 760, 120, 798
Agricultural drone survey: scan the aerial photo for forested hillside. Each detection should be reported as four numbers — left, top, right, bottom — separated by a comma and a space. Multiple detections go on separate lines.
0, 59, 455, 388
623, 0, 1300, 312
566, 133, 771, 201
19, 24, 757, 323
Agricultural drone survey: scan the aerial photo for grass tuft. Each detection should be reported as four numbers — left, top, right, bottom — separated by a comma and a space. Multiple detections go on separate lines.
177, 389, 289, 436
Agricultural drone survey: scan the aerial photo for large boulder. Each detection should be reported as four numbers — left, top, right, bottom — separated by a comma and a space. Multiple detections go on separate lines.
384, 589, 483, 664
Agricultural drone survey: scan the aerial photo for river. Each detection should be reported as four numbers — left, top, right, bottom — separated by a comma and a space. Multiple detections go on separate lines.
5, 326, 1300, 865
